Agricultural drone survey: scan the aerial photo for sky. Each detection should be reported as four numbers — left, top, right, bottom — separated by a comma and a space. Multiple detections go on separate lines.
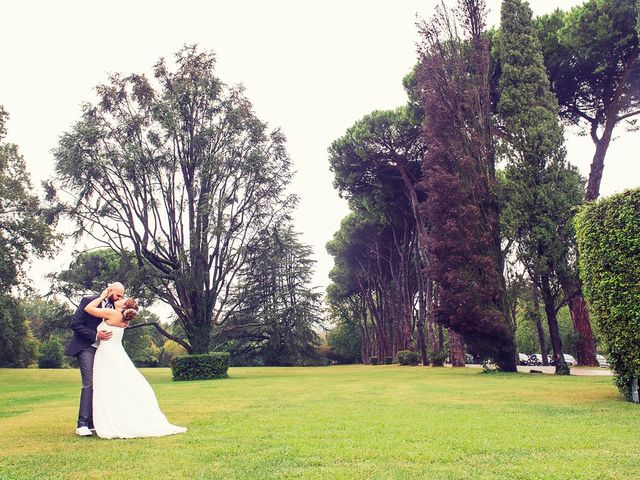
2, 0, 639, 316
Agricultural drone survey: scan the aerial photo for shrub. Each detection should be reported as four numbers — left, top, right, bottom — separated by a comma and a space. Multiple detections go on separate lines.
38, 337, 64, 369
171, 353, 230, 381
575, 189, 640, 401
430, 350, 448, 367
397, 350, 419, 366
384, 356, 394, 365
370, 356, 379, 365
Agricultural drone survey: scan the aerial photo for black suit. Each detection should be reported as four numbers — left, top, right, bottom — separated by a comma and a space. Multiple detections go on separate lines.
65, 295, 111, 356
66, 294, 115, 428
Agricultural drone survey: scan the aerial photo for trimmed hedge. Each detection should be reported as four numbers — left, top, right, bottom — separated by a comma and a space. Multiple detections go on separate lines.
575, 189, 640, 401
397, 350, 419, 366
370, 356, 379, 365
171, 352, 230, 381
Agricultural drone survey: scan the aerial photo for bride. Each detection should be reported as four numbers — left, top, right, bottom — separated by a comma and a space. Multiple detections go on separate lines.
85, 288, 187, 439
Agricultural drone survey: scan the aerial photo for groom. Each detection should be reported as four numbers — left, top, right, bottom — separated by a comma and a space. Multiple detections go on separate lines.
64, 282, 125, 436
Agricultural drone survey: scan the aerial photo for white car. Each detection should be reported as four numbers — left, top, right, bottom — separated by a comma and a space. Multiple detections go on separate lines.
596, 354, 610, 368
562, 354, 577, 366
518, 353, 529, 365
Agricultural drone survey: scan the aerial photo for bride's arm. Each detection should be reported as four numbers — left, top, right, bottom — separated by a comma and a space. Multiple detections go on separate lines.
84, 288, 119, 322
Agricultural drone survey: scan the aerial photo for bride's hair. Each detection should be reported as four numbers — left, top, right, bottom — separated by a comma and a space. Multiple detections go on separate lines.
121, 298, 139, 322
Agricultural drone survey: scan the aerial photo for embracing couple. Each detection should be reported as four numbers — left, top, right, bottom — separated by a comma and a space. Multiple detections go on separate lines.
64, 282, 186, 439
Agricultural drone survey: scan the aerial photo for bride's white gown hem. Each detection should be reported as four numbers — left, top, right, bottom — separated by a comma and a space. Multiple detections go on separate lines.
93, 321, 187, 439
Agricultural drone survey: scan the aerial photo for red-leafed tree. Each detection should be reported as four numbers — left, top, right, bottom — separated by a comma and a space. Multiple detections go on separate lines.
417, 0, 517, 371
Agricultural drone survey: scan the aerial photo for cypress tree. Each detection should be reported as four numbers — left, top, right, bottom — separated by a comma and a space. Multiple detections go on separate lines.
498, 0, 586, 374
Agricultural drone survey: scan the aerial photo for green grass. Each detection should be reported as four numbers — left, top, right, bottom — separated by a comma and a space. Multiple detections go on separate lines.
0, 365, 638, 479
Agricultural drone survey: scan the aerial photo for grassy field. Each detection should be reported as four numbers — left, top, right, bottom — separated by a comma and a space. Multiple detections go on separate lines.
0, 365, 638, 480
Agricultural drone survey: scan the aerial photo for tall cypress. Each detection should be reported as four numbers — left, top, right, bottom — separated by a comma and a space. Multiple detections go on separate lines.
498, 0, 586, 374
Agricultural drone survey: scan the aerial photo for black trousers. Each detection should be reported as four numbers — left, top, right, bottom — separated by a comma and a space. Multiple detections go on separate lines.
76, 346, 97, 428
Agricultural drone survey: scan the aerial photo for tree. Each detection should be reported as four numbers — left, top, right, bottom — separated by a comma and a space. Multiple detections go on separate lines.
497, 0, 587, 373
21, 297, 73, 343
52, 46, 294, 354
213, 225, 324, 366
0, 106, 58, 290
51, 249, 154, 306
38, 336, 64, 368
535, 0, 640, 200
417, 0, 517, 371
0, 295, 39, 368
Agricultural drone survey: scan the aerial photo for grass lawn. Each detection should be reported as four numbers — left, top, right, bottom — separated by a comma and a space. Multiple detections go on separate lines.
0, 365, 638, 479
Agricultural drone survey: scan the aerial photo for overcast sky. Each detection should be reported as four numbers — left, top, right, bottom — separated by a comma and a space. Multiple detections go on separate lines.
2, 0, 638, 312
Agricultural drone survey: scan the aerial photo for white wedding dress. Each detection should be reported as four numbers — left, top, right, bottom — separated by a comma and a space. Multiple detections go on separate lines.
93, 321, 187, 439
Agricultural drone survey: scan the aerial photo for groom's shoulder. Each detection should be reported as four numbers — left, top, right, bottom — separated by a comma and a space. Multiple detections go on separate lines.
78, 294, 99, 306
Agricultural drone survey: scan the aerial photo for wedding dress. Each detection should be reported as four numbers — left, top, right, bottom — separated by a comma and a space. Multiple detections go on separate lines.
92, 321, 187, 439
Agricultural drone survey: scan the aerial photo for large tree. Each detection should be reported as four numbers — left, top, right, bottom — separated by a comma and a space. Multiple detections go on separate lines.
52, 46, 294, 354
417, 0, 517, 371
498, 0, 588, 373
535, 0, 640, 201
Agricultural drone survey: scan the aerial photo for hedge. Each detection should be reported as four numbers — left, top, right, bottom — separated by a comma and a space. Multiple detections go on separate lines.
397, 350, 419, 366
171, 352, 230, 381
575, 189, 640, 401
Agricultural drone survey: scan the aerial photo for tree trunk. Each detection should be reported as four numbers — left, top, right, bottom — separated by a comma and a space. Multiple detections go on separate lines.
416, 258, 429, 366
540, 276, 568, 375
532, 283, 548, 366
568, 294, 598, 366
448, 329, 466, 367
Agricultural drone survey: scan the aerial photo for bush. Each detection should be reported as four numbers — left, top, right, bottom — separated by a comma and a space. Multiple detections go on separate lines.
370, 356, 379, 365
397, 350, 419, 366
430, 350, 448, 367
575, 189, 640, 401
171, 353, 230, 381
38, 337, 64, 368
384, 356, 394, 365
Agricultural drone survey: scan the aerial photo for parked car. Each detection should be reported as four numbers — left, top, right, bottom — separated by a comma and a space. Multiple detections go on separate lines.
530, 353, 550, 366
596, 354, 610, 368
518, 353, 530, 365
549, 354, 577, 366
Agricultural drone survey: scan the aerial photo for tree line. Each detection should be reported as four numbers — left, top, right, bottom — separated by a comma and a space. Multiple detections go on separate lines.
326, 0, 639, 373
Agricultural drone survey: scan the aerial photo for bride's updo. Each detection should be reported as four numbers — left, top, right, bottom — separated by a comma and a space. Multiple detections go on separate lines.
121, 298, 139, 322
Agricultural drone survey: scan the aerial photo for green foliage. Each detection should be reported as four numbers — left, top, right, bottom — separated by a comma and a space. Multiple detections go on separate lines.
157, 339, 188, 367
0, 294, 39, 367
21, 297, 73, 343
535, 0, 640, 160
429, 350, 448, 367
384, 356, 394, 365
38, 337, 64, 369
213, 225, 324, 366
370, 356, 379, 366
170, 353, 230, 381
53, 249, 154, 306
0, 107, 58, 290
396, 350, 419, 366
122, 311, 164, 367
576, 189, 640, 400
326, 321, 362, 364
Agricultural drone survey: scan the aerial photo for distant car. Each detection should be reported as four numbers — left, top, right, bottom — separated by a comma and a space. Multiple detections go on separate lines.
530, 353, 550, 366
549, 354, 577, 366
518, 353, 530, 365
596, 354, 610, 368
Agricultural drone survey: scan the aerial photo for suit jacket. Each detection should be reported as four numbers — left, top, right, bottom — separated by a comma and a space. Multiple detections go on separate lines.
64, 295, 115, 356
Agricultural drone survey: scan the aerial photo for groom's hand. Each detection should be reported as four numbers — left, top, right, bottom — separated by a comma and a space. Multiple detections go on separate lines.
97, 330, 112, 341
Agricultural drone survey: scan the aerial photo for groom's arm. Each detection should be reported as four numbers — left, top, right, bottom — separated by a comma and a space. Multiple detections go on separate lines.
70, 296, 99, 343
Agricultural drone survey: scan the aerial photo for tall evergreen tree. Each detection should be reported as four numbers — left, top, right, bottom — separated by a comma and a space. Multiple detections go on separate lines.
498, 0, 587, 373
213, 225, 323, 366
